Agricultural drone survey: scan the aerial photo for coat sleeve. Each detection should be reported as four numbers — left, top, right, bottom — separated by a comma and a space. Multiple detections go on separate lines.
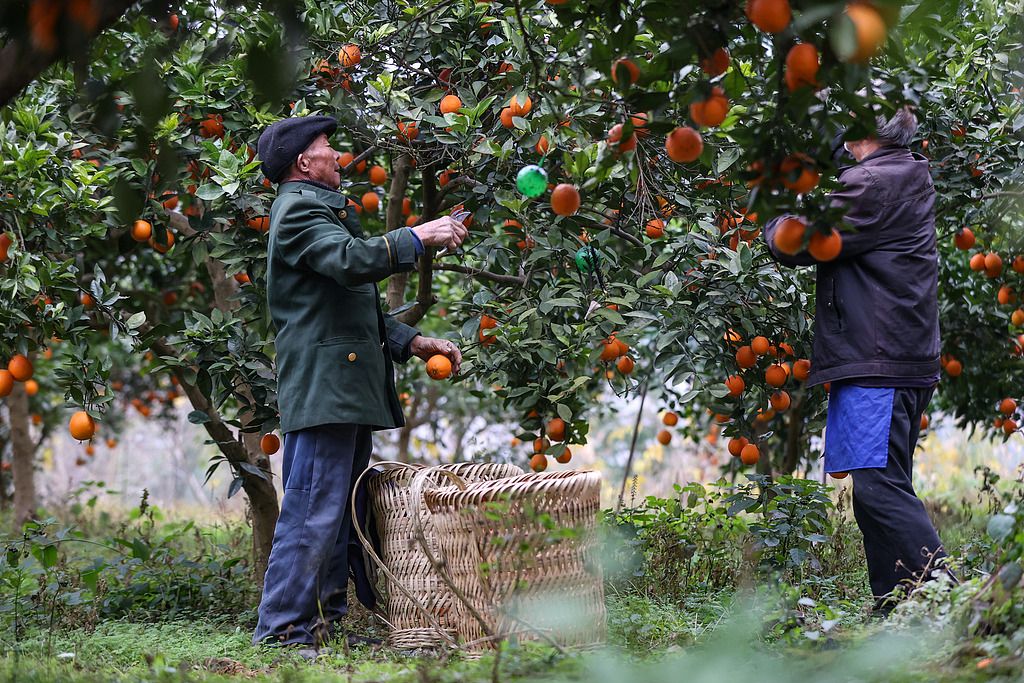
384, 315, 419, 364
763, 165, 883, 267
274, 196, 419, 286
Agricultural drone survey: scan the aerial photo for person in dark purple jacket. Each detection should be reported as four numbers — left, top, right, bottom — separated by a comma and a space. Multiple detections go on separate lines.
764, 105, 951, 617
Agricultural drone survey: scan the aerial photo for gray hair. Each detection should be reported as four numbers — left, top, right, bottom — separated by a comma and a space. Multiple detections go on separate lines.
875, 106, 918, 147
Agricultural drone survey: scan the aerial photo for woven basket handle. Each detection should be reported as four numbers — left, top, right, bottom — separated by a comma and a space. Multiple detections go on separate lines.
350, 462, 459, 645
409, 468, 497, 642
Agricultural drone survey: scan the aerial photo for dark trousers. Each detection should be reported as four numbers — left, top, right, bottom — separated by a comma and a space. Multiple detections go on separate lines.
850, 386, 946, 601
252, 423, 372, 646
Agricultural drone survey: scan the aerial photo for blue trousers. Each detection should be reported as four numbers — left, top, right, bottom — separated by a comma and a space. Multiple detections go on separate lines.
253, 423, 372, 646
849, 386, 946, 601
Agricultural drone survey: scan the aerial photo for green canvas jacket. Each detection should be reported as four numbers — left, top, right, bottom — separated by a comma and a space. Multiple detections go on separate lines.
267, 181, 420, 433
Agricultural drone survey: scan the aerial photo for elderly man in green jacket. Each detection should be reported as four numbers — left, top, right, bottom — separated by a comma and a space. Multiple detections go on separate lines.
252, 115, 467, 657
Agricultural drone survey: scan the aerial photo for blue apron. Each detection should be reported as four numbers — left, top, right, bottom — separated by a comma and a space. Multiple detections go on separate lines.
823, 383, 894, 472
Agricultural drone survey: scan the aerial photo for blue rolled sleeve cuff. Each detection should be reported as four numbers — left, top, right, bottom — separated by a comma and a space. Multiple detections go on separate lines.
410, 228, 424, 256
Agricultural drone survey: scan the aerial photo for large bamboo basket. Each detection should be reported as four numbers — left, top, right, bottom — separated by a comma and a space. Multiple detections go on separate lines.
354, 462, 523, 649
415, 470, 605, 653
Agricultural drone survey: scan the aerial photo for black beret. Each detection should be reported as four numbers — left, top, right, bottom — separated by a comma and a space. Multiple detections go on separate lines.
257, 115, 338, 183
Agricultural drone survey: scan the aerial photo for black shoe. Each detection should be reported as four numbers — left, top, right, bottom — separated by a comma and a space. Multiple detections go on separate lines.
870, 597, 898, 621
344, 633, 382, 647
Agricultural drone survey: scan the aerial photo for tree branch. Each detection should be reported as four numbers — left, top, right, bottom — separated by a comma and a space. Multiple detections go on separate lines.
432, 262, 526, 286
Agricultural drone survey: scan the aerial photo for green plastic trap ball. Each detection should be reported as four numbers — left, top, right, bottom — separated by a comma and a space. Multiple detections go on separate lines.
575, 246, 601, 272
516, 165, 548, 197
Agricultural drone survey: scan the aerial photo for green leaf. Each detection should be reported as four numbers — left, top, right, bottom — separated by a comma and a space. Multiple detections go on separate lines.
126, 312, 146, 330
188, 410, 212, 425
196, 184, 225, 201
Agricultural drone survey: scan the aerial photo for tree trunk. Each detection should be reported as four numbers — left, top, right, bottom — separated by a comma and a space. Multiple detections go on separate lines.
780, 391, 806, 475
8, 381, 36, 530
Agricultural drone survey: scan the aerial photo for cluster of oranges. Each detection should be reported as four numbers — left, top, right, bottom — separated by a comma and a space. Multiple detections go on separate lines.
529, 416, 573, 472
656, 411, 678, 446
993, 397, 1020, 436
597, 334, 634, 377
129, 220, 175, 253
0, 354, 34, 398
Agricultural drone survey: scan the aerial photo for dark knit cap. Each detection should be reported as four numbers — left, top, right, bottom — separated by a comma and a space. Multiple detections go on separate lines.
257, 115, 338, 183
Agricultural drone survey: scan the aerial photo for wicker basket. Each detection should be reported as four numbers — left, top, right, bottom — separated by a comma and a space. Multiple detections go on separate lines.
354, 462, 523, 649
416, 470, 605, 653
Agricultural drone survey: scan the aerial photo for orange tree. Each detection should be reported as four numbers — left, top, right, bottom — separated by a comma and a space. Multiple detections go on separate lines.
0, 0, 1021, 576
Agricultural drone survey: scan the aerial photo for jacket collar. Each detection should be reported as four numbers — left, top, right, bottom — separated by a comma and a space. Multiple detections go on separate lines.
278, 180, 350, 209
860, 145, 921, 164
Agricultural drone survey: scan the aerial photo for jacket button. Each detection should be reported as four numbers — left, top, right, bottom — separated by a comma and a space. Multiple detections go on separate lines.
348, 352, 357, 362
337, 210, 347, 220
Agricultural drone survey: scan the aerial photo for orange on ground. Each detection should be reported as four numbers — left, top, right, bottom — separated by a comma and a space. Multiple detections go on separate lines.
530, 453, 548, 472
689, 86, 729, 128
770, 391, 791, 412
765, 364, 787, 387
663, 411, 678, 426
793, 358, 811, 381
953, 228, 975, 250
546, 417, 566, 442
8, 354, 33, 382
699, 47, 730, 76
261, 433, 281, 455
751, 336, 770, 356
726, 374, 746, 397
808, 229, 842, 261
131, 219, 152, 242
736, 345, 757, 369
746, 0, 791, 33
339, 44, 361, 67
69, 410, 97, 441
556, 447, 572, 464
739, 443, 760, 465
1000, 398, 1017, 415
773, 217, 806, 255
439, 94, 462, 114
426, 354, 453, 380
843, 3, 887, 63
0, 370, 13, 397
611, 58, 640, 84
369, 165, 387, 186
657, 429, 672, 445
646, 218, 664, 239
362, 192, 379, 212
617, 356, 635, 374
550, 184, 581, 216
665, 126, 703, 162
785, 43, 820, 91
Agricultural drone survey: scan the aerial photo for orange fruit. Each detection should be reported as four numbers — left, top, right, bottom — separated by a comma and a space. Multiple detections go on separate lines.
479, 315, 497, 345
533, 436, 551, 453
665, 126, 703, 162
1012, 309, 1024, 327
131, 219, 152, 242
663, 411, 679, 426
699, 47, 730, 76
945, 358, 962, 376
969, 253, 986, 272
735, 345, 757, 369
500, 107, 515, 128
550, 184, 581, 216
234, 272, 250, 285
770, 391, 791, 411
953, 228, 975, 250
25, 379, 39, 396
260, 433, 281, 455
397, 121, 418, 141
546, 417, 566, 442
657, 429, 672, 445
509, 94, 533, 116
773, 218, 806, 255
646, 218, 665, 239
842, 3, 887, 63
1014, 256, 1024, 273
426, 354, 453, 380
830, 471, 849, 479
369, 165, 387, 186
728, 437, 749, 456
535, 136, 550, 155
339, 44, 361, 67
530, 453, 548, 472
755, 408, 776, 423
751, 336, 770, 356
0, 369, 13, 398
746, 0, 791, 33
792, 358, 811, 381
739, 443, 760, 465
0, 232, 11, 262
362, 192, 379, 212
149, 230, 175, 253
779, 154, 820, 194
8, 354, 33, 382
1004, 418, 1018, 435
608, 123, 637, 152
808, 229, 842, 261
439, 94, 462, 114
198, 114, 225, 139
599, 339, 619, 362
985, 252, 1003, 277
726, 374, 746, 396
765, 364, 787, 387
69, 410, 97, 441
338, 151, 355, 169
611, 58, 640, 84
556, 447, 572, 464
617, 356, 635, 374
1000, 398, 1017, 415
785, 43, 819, 91
998, 285, 1015, 305
247, 216, 269, 231
689, 86, 729, 128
